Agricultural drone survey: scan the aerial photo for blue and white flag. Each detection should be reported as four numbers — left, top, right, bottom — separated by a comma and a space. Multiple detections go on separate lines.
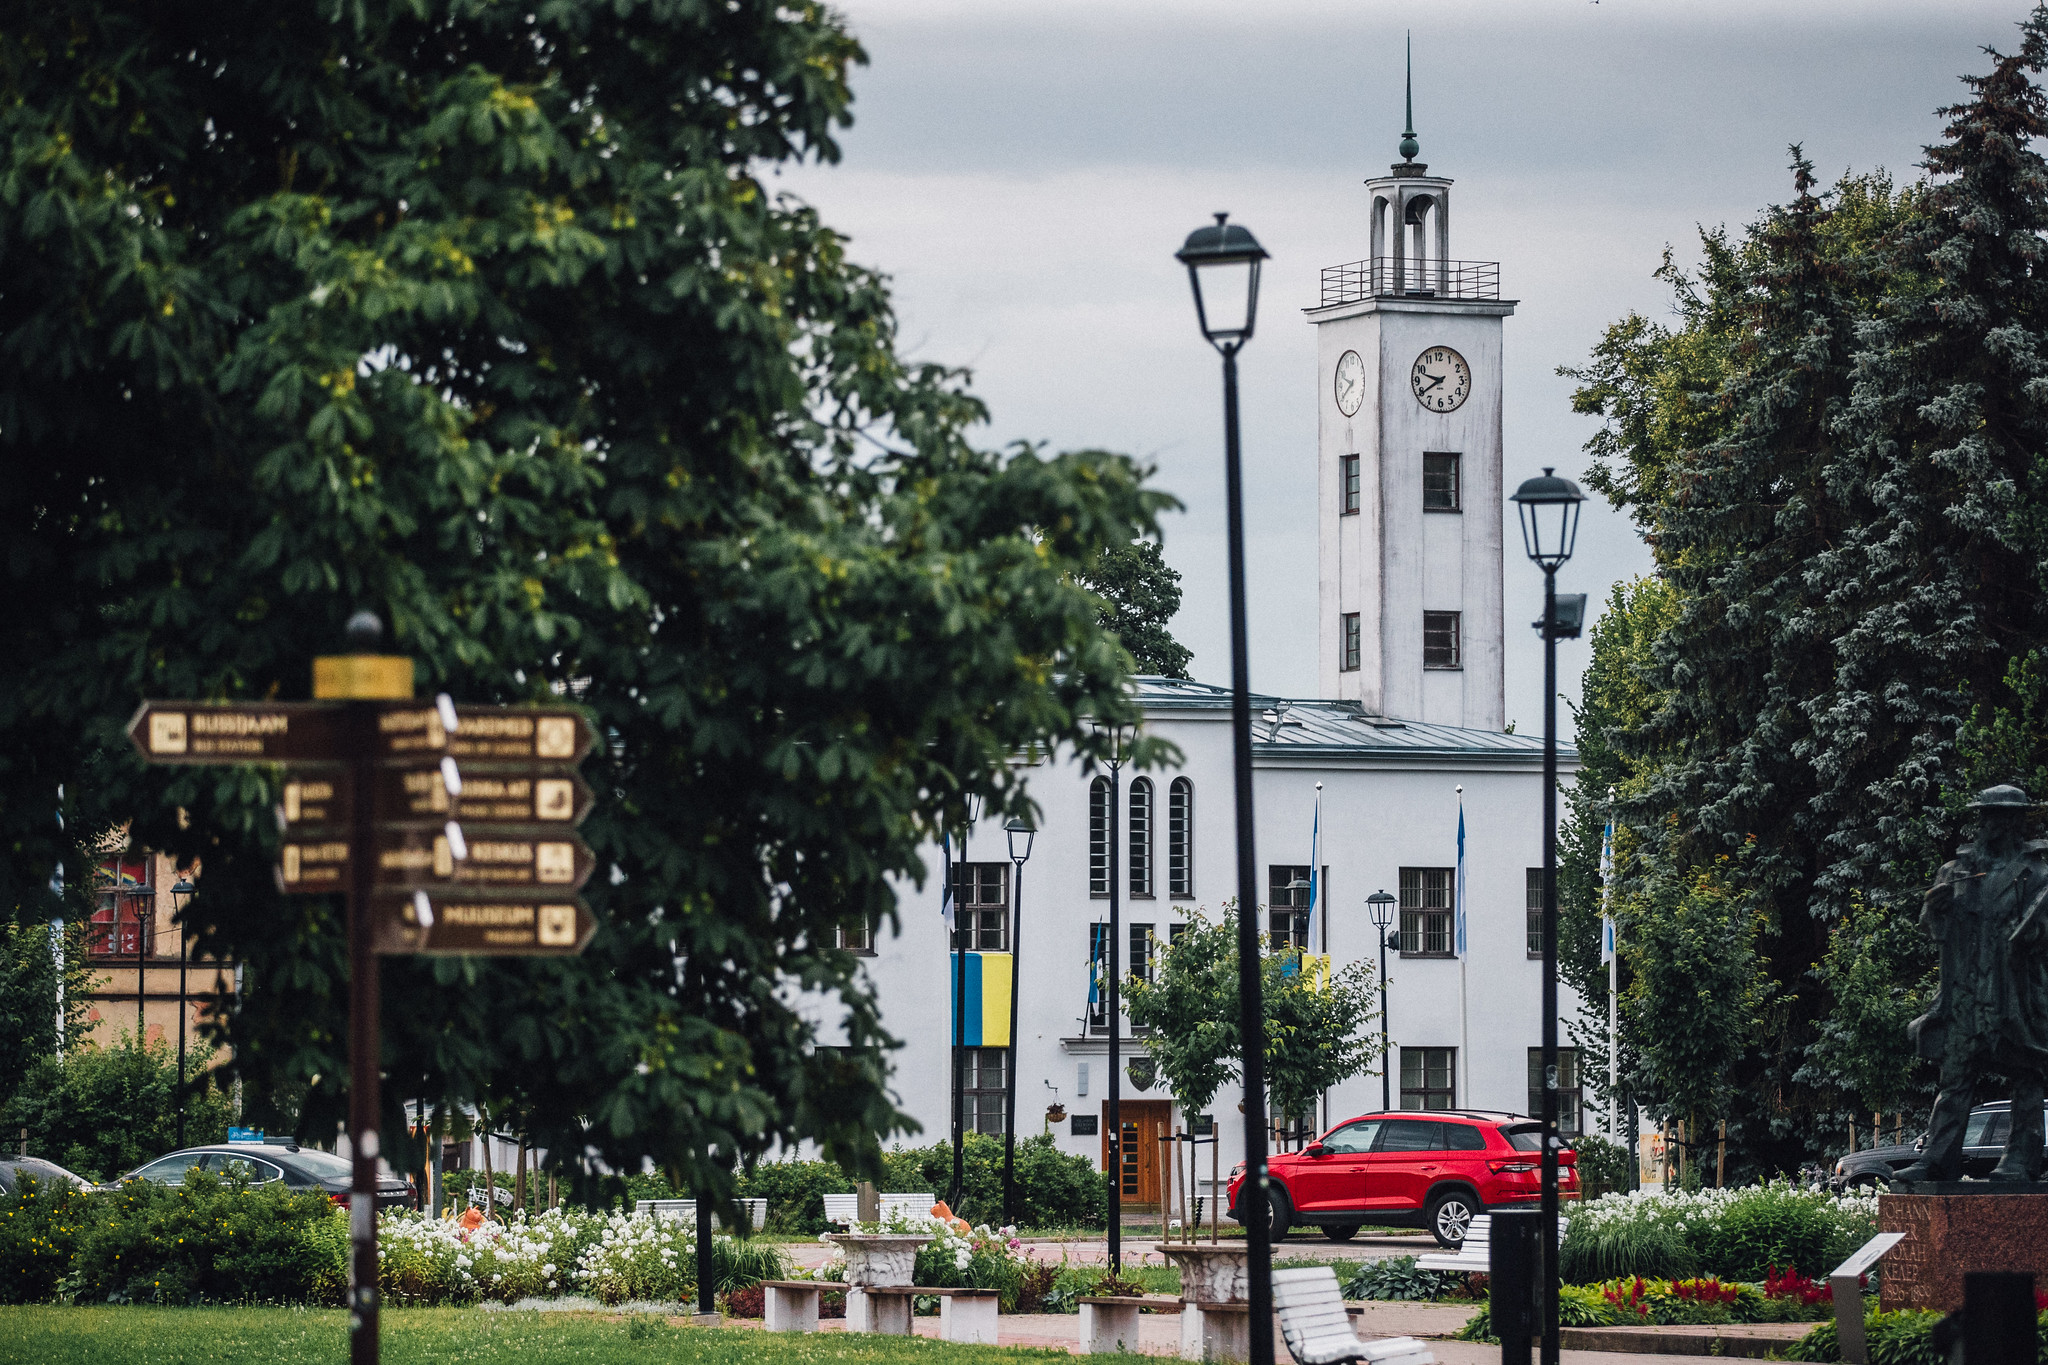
1454, 796, 1468, 956
1599, 812, 1616, 964
940, 828, 954, 933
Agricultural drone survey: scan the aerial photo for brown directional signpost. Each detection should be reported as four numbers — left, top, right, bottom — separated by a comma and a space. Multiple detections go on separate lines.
125, 614, 598, 1365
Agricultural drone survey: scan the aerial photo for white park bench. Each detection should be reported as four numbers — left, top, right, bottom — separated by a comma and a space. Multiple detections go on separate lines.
633, 1197, 767, 1232
820, 1191, 937, 1227
1272, 1267, 1434, 1365
1413, 1213, 1559, 1273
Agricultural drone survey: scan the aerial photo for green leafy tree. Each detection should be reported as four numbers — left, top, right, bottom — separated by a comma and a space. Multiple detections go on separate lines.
3, 1035, 234, 1181
1562, 10, 2048, 1170
1124, 904, 1383, 1138
0, 2, 1171, 1209
1074, 540, 1194, 679
0, 922, 97, 1107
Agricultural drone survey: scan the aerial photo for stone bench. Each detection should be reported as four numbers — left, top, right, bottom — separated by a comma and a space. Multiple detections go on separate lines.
1078, 1295, 1182, 1353
847, 1284, 1001, 1343
1182, 1299, 1254, 1361
758, 1279, 832, 1333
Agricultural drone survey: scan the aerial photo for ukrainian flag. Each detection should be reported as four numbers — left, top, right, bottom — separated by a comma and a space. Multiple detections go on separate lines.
950, 952, 1014, 1047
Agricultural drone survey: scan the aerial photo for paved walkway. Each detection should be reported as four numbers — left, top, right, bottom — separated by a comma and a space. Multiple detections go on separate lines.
707, 1307, 1676, 1362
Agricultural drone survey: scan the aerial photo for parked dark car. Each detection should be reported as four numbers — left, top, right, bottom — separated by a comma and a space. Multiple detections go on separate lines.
1832, 1101, 2045, 1190
113, 1141, 414, 1210
0, 1157, 91, 1193
1226, 1110, 1580, 1249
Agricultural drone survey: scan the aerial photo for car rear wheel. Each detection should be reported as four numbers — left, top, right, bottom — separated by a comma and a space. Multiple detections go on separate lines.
1426, 1190, 1478, 1249
1322, 1223, 1361, 1242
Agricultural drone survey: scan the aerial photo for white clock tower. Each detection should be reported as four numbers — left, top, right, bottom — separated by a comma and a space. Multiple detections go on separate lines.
1310, 80, 1514, 730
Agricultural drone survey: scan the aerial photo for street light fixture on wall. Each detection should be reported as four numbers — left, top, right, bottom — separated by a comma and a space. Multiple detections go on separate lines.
1365, 890, 1396, 1112
1510, 466, 1587, 1365
1176, 210, 1275, 1365
1002, 818, 1034, 1227
170, 877, 196, 1150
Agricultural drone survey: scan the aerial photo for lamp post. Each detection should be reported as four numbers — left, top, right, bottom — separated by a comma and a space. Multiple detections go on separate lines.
171, 878, 195, 1150
1366, 890, 1396, 1112
1002, 819, 1034, 1227
950, 795, 982, 1211
1092, 722, 1128, 1272
1176, 210, 1274, 1365
1511, 466, 1587, 1365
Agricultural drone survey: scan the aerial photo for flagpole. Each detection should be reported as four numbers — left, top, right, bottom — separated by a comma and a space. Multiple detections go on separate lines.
1455, 786, 1468, 1109
1604, 787, 1618, 1143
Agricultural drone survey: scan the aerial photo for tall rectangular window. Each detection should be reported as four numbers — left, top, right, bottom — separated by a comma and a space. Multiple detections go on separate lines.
1526, 868, 1544, 957
1401, 1047, 1457, 1110
837, 917, 874, 954
1423, 611, 1461, 669
964, 1047, 1007, 1135
1089, 777, 1110, 898
1269, 865, 1313, 949
951, 863, 1008, 951
91, 853, 154, 960
1129, 922, 1155, 983
1342, 613, 1362, 672
1168, 778, 1194, 899
1399, 867, 1453, 956
1423, 452, 1461, 511
1341, 455, 1361, 514
1129, 778, 1154, 898
1529, 1048, 1582, 1135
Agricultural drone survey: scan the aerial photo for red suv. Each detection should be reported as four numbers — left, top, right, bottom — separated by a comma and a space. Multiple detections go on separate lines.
1226, 1111, 1579, 1248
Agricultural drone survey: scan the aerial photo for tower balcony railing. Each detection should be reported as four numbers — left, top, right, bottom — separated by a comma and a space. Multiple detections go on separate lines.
1319, 257, 1501, 307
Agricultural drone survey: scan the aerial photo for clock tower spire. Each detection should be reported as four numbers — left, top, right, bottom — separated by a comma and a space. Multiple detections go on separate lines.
1308, 53, 1515, 729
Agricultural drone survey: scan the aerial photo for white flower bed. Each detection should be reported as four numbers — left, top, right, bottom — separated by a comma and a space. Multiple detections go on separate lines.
374, 1207, 713, 1305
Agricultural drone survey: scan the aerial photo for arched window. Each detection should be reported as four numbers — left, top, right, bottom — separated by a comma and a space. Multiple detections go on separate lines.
1129, 778, 1154, 898
1089, 777, 1110, 898
1168, 778, 1194, 899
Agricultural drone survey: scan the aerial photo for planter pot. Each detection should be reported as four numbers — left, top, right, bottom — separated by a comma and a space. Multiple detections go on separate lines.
1047, 1106, 1068, 1123
821, 1233, 932, 1287
1158, 1244, 1249, 1304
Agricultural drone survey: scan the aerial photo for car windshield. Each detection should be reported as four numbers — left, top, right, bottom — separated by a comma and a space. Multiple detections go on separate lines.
281, 1148, 355, 1179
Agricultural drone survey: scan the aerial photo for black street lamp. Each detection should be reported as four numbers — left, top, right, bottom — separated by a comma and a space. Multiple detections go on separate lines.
950, 795, 983, 1211
1366, 890, 1396, 1112
171, 877, 195, 1149
1511, 466, 1587, 1365
1091, 721, 1128, 1272
1002, 819, 1034, 1227
1176, 210, 1274, 1365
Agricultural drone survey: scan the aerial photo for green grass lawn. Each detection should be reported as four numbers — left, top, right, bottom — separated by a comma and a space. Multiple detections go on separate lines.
0, 1307, 1074, 1365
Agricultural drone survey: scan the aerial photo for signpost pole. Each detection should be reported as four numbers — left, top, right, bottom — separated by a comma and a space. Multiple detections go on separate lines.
348, 696, 381, 1365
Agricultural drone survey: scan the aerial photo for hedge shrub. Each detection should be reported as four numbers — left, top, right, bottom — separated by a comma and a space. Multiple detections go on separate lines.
65, 1172, 339, 1305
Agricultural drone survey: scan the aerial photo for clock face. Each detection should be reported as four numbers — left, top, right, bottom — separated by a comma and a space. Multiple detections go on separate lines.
1333, 350, 1366, 417
1410, 346, 1471, 413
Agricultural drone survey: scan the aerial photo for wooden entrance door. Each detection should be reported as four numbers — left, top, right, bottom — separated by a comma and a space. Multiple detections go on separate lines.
1102, 1100, 1171, 1209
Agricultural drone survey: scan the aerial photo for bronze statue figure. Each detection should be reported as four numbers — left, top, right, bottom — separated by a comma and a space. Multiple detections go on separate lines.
1896, 785, 2048, 1184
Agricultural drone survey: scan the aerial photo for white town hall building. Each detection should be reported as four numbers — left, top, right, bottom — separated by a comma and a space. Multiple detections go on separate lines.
823, 133, 1583, 1215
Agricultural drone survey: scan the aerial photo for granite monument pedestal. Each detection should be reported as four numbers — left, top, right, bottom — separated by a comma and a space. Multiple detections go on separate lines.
1879, 1189, 2048, 1311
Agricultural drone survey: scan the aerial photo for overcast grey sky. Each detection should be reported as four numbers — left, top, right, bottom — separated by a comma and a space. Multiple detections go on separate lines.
779, 0, 2027, 735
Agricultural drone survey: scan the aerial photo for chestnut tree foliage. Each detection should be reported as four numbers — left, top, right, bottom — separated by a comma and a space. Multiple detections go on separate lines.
0, 1, 1172, 1204
1559, 9, 2048, 1174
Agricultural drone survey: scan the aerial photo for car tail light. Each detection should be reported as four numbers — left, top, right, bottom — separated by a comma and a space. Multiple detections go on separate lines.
1488, 1159, 1539, 1174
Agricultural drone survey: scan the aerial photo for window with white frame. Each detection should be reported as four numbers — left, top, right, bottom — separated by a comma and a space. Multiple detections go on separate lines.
1129, 777, 1154, 898
1168, 778, 1194, 899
